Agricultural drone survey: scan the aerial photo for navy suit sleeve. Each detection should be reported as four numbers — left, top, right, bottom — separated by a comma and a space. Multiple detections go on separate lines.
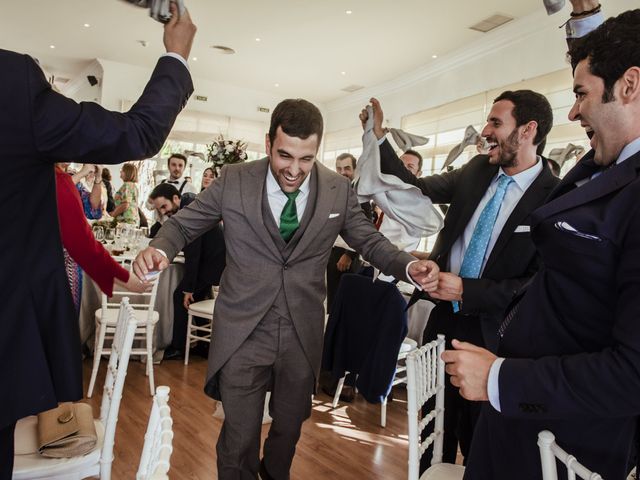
26, 54, 193, 165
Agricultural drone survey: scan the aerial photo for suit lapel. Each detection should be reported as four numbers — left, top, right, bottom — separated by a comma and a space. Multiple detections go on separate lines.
533, 150, 640, 224
288, 163, 339, 263
240, 158, 282, 260
484, 162, 557, 272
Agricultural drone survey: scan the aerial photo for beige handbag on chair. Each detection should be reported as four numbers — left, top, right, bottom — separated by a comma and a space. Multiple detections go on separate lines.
36, 402, 97, 458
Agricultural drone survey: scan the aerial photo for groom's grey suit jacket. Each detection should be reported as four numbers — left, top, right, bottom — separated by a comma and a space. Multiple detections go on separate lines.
151, 158, 416, 399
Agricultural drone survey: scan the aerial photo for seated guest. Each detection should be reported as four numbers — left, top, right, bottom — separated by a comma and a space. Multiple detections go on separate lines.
148, 183, 226, 360
55, 164, 145, 310
111, 163, 140, 226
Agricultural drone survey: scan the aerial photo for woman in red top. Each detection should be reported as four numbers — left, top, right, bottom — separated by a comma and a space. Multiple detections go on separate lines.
55, 164, 145, 309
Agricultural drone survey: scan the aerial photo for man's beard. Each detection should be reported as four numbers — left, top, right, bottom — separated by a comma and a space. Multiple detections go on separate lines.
495, 128, 520, 168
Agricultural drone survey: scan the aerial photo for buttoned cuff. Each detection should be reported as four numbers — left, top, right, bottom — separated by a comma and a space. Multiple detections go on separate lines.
565, 12, 605, 38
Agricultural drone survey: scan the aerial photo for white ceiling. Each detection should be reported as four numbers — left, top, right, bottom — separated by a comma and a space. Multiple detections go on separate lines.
2, 0, 543, 104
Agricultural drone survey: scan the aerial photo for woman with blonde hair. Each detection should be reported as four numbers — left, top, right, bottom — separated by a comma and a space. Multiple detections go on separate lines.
111, 163, 139, 225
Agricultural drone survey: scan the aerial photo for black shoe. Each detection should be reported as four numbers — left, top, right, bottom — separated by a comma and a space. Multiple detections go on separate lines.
259, 459, 275, 480
163, 346, 184, 360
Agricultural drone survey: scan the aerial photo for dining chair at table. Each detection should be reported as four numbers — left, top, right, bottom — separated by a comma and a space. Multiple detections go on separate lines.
88, 261, 161, 397
13, 298, 138, 480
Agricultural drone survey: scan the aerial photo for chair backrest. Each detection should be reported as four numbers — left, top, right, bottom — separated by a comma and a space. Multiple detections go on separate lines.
406, 334, 446, 480
99, 297, 138, 477
102, 259, 161, 323
137, 386, 174, 480
538, 430, 603, 480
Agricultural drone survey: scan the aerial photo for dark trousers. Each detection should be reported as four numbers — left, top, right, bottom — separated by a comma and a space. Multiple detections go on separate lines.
420, 302, 484, 470
171, 281, 212, 352
216, 310, 315, 480
0, 422, 16, 480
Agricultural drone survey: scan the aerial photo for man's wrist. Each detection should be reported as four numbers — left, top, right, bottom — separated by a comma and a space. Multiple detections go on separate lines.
569, 0, 600, 15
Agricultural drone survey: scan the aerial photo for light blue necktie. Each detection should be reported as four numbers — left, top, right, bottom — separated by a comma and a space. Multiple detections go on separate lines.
453, 174, 513, 313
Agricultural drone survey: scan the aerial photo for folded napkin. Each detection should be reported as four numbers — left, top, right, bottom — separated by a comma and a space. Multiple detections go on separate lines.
37, 403, 97, 458
355, 106, 442, 242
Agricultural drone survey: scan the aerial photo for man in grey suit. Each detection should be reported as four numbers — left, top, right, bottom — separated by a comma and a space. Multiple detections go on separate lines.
134, 99, 439, 480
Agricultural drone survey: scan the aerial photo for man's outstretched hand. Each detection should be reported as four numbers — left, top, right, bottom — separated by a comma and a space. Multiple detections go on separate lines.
408, 260, 440, 292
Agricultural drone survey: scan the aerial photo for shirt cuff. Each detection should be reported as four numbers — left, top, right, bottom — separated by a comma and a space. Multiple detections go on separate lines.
405, 260, 422, 289
488, 357, 505, 412
565, 11, 605, 38
156, 248, 168, 259
377, 135, 387, 146
162, 52, 189, 70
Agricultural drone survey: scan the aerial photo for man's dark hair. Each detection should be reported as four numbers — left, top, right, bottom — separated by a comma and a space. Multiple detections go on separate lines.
569, 9, 640, 103
150, 183, 180, 201
403, 149, 424, 171
168, 153, 187, 167
493, 90, 553, 146
268, 99, 324, 145
336, 152, 357, 169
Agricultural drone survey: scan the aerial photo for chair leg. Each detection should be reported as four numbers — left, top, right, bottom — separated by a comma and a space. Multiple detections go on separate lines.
184, 312, 193, 366
333, 375, 347, 408
146, 324, 155, 396
380, 397, 388, 428
87, 322, 107, 398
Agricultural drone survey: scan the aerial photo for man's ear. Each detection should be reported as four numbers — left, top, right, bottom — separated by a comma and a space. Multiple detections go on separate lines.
619, 66, 640, 103
173, 195, 180, 204
522, 121, 538, 143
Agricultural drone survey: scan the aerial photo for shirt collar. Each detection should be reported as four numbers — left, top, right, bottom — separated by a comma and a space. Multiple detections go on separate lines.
497, 156, 543, 191
266, 163, 312, 196
616, 136, 640, 165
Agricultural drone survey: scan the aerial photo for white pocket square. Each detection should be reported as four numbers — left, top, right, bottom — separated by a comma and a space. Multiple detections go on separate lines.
554, 221, 602, 241
329, 213, 340, 219
514, 225, 530, 233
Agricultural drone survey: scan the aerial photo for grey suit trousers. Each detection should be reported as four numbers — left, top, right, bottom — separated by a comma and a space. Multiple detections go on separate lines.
216, 308, 315, 480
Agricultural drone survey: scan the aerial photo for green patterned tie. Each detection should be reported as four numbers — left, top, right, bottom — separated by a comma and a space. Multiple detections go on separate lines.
279, 190, 300, 242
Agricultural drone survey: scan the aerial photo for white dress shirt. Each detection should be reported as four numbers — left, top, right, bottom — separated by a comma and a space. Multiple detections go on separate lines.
164, 176, 199, 195
448, 158, 543, 275
265, 166, 311, 227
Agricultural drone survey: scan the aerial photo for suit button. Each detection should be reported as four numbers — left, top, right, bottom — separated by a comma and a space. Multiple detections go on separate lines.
283, 264, 289, 270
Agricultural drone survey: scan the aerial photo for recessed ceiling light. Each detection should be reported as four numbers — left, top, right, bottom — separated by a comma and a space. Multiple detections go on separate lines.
83, 23, 90, 28
192, 57, 198, 61
345, 10, 352, 14
255, 37, 261, 42
210, 45, 236, 55
432, 54, 438, 59
341, 71, 346, 76
274, 83, 279, 87
49, 45, 56, 49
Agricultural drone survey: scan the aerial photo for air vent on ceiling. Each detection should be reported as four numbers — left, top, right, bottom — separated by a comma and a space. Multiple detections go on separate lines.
469, 14, 513, 33
210, 45, 236, 55
341, 84, 365, 93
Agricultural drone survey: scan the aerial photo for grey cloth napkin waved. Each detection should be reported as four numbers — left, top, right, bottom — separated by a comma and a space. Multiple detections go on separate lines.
442, 125, 481, 171
354, 106, 442, 241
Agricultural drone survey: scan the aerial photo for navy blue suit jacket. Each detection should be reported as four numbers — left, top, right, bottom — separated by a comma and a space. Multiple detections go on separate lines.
466, 150, 640, 479
0, 50, 192, 428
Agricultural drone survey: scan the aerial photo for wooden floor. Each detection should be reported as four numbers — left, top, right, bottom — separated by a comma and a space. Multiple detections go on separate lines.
82, 356, 414, 479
